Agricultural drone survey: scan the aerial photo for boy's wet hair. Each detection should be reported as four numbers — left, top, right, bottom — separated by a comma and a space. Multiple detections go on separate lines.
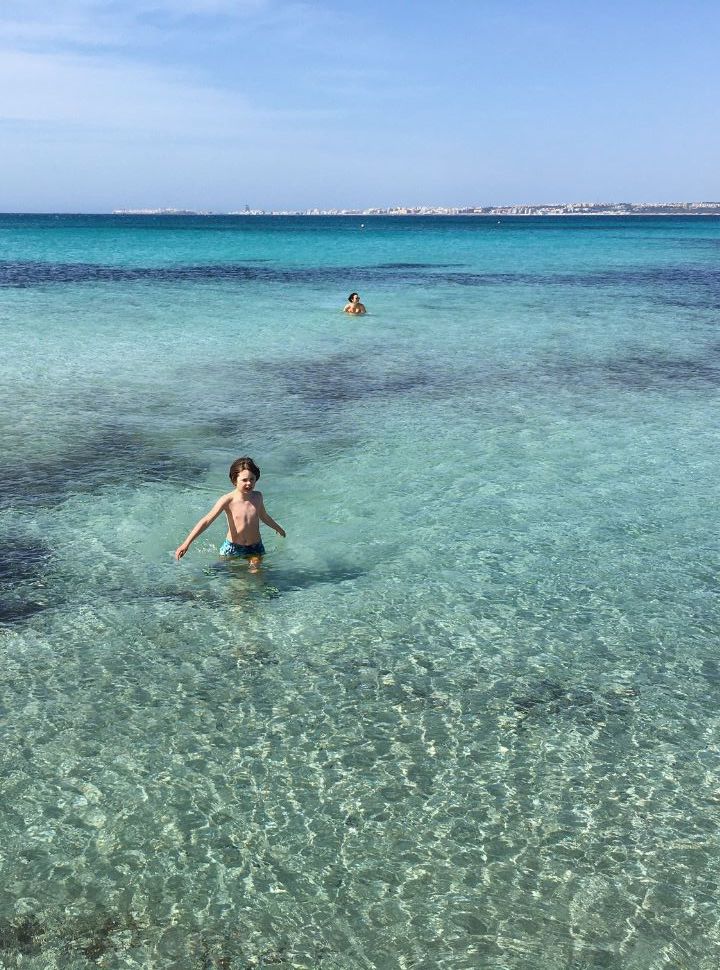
348, 292, 359, 301
229, 456, 260, 484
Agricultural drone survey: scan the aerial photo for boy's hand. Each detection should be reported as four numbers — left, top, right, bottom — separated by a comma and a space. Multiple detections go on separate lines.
175, 544, 189, 560
276, 527, 286, 538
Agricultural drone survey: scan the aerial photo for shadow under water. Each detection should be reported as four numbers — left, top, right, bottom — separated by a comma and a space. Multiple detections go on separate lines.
0, 531, 53, 625
208, 557, 365, 596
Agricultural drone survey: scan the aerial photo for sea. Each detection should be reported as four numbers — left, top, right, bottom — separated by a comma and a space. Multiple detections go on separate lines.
1, 214, 719, 969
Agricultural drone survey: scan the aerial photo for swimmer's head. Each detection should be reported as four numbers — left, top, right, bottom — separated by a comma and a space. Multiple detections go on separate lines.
229, 456, 260, 484
348, 292, 359, 302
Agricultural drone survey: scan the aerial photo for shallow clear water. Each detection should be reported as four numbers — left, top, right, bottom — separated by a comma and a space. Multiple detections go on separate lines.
1, 214, 719, 968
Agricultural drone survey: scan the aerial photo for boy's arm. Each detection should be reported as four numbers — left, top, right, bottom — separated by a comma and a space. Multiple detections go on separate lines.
257, 495, 286, 538
175, 495, 230, 560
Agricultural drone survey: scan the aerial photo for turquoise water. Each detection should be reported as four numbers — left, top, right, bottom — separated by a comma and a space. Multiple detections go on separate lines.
1, 214, 719, 968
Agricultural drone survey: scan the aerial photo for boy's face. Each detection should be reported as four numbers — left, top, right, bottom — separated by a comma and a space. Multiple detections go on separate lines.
235, 469, 256, 493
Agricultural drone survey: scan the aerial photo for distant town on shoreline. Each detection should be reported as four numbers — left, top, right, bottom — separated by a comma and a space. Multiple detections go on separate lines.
111, 201, 720, 217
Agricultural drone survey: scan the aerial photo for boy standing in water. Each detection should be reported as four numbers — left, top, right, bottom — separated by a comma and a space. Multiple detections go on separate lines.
175, 457, 285, 566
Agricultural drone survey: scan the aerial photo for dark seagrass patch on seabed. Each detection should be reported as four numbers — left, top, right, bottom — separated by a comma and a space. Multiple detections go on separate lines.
438, 265, 720, 307
0, 258, 582, 291
0, 906, 335, 968
0, 259, 464, 289
701, 659, 720, 686
0, 260, 309, 287
569, 264, 720, 310
5, 258, 720, 309
602, 351, 720, 391
1, 427, 206, 511
0, 915, 45, 956
373, 261, 463, 268
0, 910, 147, 965
509, 678, 640, 730
542, 342, 720, 395
0, 532, 53, 625
257, 351, 480, 408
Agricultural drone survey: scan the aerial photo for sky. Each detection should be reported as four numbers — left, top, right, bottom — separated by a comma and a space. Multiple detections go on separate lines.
1, 0, 719, 211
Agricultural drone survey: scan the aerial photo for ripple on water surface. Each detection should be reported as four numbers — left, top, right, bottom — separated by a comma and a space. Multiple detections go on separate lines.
1, 215, 720, 968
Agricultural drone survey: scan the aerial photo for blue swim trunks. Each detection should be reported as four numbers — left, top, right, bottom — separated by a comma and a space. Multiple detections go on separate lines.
219, 539, 265, 558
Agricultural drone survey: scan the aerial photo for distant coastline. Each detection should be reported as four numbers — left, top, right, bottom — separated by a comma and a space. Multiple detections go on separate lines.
110, 202, 720, 217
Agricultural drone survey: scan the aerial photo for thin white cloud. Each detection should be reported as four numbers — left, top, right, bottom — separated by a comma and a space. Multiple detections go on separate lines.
127, 0, 270, 14
0, 44, 339, 141
0, 0, 361, 139
0, 0, 306, 50
0, 48, 254, 137
0, 9, 112, 48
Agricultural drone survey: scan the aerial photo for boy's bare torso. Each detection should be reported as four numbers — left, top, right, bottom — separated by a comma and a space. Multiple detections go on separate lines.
175, 460, 285, 561
223, 490, 263, 544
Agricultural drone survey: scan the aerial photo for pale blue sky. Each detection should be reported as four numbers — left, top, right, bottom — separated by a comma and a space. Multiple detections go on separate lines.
1, 0, 718, 211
